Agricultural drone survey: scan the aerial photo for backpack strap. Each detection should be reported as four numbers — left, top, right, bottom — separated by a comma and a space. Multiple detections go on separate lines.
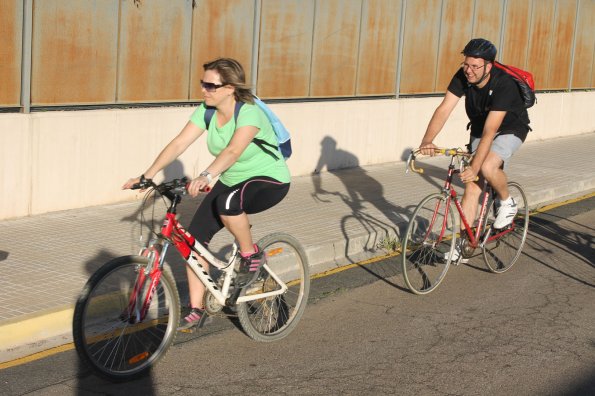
203, 101, 244, 129
203, 101, 280, 160
252, 138, 281, 160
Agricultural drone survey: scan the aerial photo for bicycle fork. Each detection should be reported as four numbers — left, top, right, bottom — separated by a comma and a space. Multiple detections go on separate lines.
124, 243, 165, 324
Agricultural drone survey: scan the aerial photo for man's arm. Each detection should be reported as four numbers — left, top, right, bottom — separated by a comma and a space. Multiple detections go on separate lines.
419, 91, 460, 155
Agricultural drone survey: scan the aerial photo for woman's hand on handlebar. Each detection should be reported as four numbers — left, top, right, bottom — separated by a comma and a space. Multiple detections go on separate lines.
419, 142, 437, 156
122, 176, 142, 190
187, 176, 210, 197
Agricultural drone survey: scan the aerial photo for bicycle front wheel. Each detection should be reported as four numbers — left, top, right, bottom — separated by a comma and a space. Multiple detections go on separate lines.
402, 193, 456, 295
482, 182, 529, 273
72, 256, 180, 381
237, 233, 310, 342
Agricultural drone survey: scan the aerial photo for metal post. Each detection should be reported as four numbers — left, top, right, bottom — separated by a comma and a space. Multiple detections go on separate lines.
251, 0, 261, 96
21, 0, 33, 113
568, 0, 581, 91
395, 0, 406, 98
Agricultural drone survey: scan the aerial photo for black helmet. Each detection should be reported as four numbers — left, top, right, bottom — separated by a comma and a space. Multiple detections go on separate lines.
462, 38, 497, 61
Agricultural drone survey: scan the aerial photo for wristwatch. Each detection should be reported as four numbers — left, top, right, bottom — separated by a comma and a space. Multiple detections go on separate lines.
199, 170, 212, 183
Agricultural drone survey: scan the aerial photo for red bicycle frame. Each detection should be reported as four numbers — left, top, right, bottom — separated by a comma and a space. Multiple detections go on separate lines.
436, 156, 515, 249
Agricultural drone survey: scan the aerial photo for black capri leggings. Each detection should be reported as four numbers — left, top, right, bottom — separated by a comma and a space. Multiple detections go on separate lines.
188, 176, 290, 248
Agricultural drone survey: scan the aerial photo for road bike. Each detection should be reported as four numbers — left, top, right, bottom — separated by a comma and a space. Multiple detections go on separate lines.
72, 177, 310, 381
401, 148, 529, 295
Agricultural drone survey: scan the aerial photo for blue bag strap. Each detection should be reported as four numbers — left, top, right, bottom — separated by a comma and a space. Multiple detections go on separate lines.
203, 101, 244, 129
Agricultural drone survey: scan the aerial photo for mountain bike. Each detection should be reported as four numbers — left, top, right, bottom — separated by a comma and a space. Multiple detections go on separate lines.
401, 148, 529, 295
72, 177, 309, 381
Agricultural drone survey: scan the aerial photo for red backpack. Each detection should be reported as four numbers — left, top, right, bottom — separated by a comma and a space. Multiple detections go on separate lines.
493, 61, 536, 108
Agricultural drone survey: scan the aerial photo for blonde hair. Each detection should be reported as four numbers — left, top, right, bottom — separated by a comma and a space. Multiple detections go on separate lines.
203, 58, 254, 104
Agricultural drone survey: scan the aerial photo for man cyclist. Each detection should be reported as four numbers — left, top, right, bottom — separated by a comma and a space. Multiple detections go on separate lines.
418, 38, 530, 262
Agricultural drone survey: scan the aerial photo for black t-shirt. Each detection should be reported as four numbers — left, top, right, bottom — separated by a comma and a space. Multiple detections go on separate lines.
447, 67, 530, 141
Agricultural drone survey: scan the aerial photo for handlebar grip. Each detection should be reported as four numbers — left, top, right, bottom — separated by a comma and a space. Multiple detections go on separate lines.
184, 182, 212, 193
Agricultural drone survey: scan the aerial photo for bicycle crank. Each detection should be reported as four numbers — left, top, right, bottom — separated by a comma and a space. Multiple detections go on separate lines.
204, 291, 224, 315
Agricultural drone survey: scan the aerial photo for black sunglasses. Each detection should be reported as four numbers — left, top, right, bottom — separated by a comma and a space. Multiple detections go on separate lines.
200, 80, 225, 92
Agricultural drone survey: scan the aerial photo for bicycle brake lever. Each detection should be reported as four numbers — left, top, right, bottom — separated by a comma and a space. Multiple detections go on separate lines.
405, 152, 413, 174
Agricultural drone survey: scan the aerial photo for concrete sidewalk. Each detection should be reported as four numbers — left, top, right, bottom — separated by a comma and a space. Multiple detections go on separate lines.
1, 133, 594, 364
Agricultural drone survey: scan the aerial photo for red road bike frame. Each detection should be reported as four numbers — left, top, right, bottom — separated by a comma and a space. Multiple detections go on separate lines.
436, 156, 515, 249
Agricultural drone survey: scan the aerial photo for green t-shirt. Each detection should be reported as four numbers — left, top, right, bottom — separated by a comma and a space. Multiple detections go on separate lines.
189, 102, 290, 186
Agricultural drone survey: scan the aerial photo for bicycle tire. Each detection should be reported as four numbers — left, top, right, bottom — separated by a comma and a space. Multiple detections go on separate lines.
72, 255, 180, 381
402, 193, 456, 295
237, 233, 310, 342
482, 182, 529, 273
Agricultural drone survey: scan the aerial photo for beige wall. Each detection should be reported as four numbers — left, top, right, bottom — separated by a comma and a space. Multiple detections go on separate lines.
1, 91, 594, 220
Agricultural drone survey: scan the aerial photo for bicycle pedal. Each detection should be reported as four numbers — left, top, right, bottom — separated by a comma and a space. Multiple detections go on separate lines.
225, 287, 242, 307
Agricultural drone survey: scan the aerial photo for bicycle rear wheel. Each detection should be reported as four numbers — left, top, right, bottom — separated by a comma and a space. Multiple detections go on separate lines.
482, 182, 529, 273
402, 193, 456, 295
72, 255, 180, 381
237, 233, 310, 342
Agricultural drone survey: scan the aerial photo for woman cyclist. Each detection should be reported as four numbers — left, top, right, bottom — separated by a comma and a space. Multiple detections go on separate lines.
123, 58, 290, 329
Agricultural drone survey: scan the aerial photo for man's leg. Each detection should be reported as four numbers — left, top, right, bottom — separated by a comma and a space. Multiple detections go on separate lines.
480, 151, 509, 200
461, 180, 482, 228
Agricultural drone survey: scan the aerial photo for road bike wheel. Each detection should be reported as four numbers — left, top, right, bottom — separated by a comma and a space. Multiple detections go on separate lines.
482, 182, 529, 273
402, 193, 456, 295
72, 255, 180, 381
237, 233, 310, 342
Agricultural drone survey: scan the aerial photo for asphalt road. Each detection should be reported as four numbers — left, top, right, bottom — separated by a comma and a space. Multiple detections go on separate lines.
1, 196, 594, 395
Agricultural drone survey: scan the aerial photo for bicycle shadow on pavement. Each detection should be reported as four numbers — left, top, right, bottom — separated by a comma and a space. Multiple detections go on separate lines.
311, 137, 413, 290
523, 211, 594, 288
75, 365, 157, 395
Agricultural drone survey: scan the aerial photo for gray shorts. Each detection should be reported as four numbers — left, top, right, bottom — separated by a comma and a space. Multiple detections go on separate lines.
469, 134, 523, 167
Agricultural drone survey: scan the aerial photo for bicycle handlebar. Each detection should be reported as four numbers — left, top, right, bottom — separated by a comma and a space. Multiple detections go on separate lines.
406, 147, 472, 175
131, 176, 211, 197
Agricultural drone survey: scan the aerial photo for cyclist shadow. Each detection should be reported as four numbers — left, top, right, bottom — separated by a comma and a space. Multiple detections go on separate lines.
523, 211, 594, 287
312, 137, 414, 291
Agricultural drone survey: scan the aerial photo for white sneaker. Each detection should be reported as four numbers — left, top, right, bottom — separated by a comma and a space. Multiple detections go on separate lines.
441, 245, 469, 264
493, 197, 518, 229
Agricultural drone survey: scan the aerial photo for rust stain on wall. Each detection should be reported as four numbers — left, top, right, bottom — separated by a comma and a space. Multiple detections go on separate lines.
527, 0, 556, 90
310, 0, 361, 97
473, 0, 504, 47
571, 0, 595, 88
190, 0, 254, 100
357, 0, 402, 96
0, 0, 22, 106
548, 0, 576, 89
436, 0, 474, 91
118, 0, 192, 102
400, 0, 442, 94
9, 0, 592, 107
501, 0, 531, 67
257, 0, 315, 98
31, 0, 119, 105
